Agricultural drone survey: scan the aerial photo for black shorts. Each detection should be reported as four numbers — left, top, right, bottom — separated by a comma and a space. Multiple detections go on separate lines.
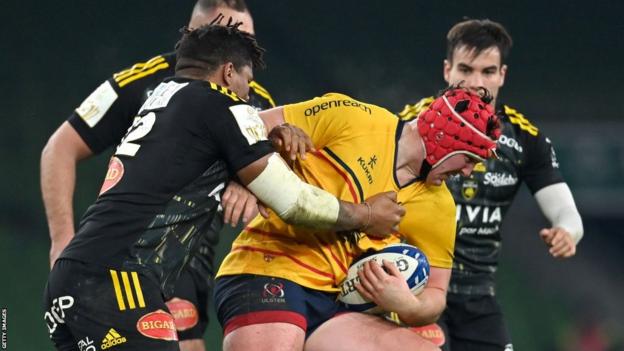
214, 274, 347, 338
165, 266, 211, 341
438, 293, 513, 351
43, 259, 179, 351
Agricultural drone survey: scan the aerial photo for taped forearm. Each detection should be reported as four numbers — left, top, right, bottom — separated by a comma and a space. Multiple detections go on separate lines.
246, 153, 342, 229
534, 182, 584, 244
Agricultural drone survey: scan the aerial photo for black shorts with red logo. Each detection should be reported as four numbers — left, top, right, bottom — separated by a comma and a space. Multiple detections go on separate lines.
165, 267, 210, 341
214, 274, 348, 338
43, 259, 179, 351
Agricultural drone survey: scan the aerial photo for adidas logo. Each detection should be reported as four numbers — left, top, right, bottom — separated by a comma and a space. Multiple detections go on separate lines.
101, 328, 127, 349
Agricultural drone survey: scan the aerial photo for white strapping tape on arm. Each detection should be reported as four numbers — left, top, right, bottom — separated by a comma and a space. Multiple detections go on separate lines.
534, 182, 584, 244
247, 153, 340, 229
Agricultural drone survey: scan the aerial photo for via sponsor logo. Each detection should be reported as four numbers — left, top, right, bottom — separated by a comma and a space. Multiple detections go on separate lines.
456, 205, 502, 224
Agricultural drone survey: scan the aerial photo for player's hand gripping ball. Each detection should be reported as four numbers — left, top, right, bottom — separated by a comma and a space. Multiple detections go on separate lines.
338, 243, 430, 313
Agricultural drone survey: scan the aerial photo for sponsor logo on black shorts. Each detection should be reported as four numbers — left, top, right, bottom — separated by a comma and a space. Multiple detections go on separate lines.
136, 310, 178, 341
100, 328, 127, 349
261, 282, 286, 304
77, 336, 96, 351
43, 295, 74, 335
165, 298, 199, 331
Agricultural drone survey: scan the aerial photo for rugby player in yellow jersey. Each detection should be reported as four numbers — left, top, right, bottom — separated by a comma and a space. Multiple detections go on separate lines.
214, 87, 501, 351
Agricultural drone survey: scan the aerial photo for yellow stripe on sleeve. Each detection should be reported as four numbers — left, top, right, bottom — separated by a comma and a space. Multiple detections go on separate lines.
117, 63, 170, 88
113, 56, 165, 82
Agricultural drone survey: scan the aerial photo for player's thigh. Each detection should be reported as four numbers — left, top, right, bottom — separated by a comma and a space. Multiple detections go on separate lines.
214, 274, 340, 351
44, 259, 180, 351
179, 339, 206, 351
166, 268, 209, 343
224, 322, 305, 351
305, 312, 440, 351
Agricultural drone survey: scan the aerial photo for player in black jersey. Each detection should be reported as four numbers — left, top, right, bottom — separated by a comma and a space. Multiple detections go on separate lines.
41, 1, 275, 350
43, 22, 405, 351
398, 19, 584, 351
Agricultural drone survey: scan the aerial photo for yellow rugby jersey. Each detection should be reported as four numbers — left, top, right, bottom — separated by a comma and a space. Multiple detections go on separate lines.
217, 93, 455, 292
397, 96, 434, 121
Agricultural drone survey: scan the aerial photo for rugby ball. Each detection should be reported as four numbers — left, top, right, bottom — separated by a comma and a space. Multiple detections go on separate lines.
338, 243, 430, 314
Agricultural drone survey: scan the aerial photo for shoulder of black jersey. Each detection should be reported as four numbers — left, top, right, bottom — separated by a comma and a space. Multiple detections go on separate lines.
112, 53, 174, 88
397, 96, 434, 121
249, 81, 276, 107
204, 81, 245, 103
500, 104, 540, 137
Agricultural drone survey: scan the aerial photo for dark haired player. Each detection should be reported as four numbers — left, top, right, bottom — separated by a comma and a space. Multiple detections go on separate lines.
43, 23, 404, 351
40, 2, 275, 350
398, 19, 584, 350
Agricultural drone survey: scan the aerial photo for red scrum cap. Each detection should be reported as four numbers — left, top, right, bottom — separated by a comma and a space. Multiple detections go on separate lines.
417, 87, 501, 168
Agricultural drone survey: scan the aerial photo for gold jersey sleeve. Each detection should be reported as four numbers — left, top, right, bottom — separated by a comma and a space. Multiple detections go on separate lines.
397, 96, 434, 121
216, 93, 456, 292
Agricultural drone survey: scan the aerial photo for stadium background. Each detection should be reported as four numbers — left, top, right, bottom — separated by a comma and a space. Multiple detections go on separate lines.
1, 0, 622, 349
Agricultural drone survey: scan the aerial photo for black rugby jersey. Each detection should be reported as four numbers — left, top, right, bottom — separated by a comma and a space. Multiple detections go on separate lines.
68, 52, 275, 154
65, 52, 276, 283
398, 99, 564, 295
61, 78, 274, 297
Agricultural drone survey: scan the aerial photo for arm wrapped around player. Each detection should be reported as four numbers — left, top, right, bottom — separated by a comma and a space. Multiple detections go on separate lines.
241, 153, 404, 235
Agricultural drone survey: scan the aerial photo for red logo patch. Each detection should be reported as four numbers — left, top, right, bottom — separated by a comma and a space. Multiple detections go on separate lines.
263, 282, 285, 298
165, 298, 199, 331
136, 310, 178, 341
410, 323, 445, 346
99, 156, 124, 195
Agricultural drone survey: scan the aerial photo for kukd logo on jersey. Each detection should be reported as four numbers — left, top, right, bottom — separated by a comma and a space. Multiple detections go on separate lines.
497, 135, 523, 152
461, 179, 479, 200
261, 282, 286, 304
44, 295, 74, 335
357, 155, 377, 185
483, 172, 518, 187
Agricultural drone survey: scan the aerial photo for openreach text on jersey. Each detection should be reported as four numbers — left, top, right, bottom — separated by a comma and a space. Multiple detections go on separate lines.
304, 99, 372, 116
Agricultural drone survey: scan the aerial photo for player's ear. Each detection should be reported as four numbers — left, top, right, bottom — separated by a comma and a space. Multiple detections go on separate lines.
443, 59, 451, 84
499, 64, 508, 88
223, 62, 235, 86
